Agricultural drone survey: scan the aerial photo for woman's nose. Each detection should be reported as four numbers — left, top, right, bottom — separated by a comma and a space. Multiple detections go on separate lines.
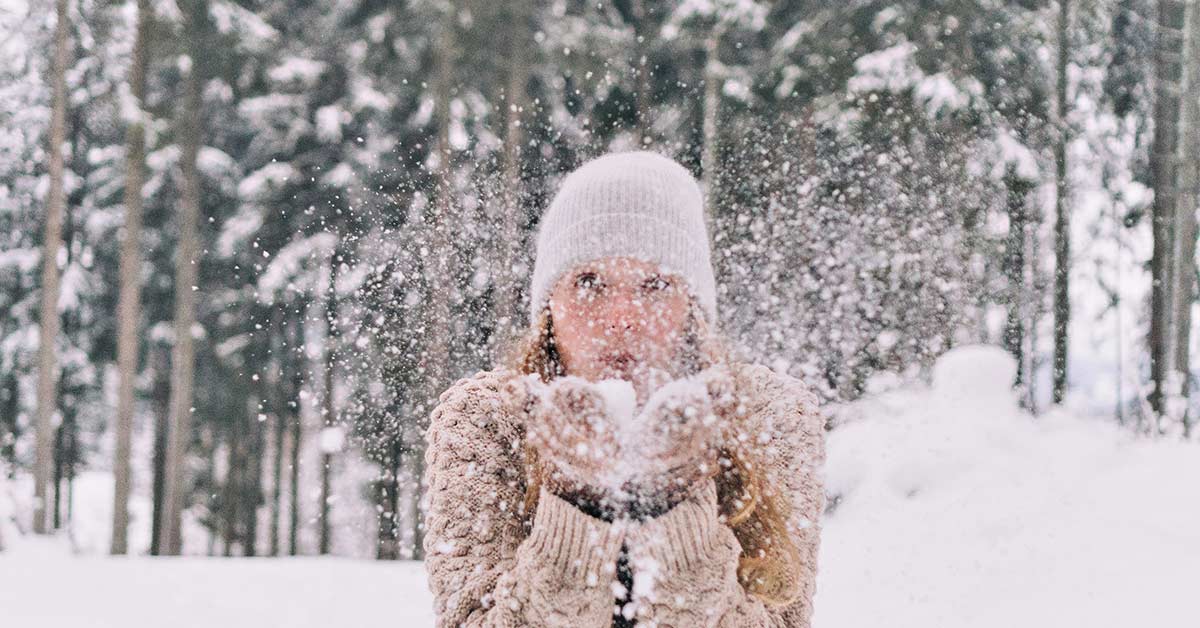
601, 292, 643, 333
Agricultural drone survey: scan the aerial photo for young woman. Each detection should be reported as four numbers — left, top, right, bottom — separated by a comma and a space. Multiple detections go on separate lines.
422, 151, 826, 627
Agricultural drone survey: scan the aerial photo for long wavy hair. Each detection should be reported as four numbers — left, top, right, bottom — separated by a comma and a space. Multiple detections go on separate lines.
503, 297, 803, 607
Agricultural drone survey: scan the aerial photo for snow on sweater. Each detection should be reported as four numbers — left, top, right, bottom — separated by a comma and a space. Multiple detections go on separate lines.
421, 362, 826, 627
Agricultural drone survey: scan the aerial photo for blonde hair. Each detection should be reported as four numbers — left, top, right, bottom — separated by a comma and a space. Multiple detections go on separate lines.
503, 299, 803, 607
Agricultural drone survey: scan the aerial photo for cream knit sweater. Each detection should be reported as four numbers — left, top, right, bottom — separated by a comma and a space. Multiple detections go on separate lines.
421, 362, 826, 627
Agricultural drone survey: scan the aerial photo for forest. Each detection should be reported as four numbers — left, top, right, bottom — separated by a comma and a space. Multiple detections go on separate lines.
1, 0, 1198, 585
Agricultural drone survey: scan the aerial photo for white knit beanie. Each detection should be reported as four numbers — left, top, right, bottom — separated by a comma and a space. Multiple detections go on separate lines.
528, 150, 717, 325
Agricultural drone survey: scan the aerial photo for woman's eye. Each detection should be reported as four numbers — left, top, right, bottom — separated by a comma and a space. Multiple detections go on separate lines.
574, 272, 600, 291
643, 275, 670, 292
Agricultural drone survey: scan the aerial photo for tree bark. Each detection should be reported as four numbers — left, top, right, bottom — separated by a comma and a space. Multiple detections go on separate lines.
375, 442, 402, 560
318, 257, 339, 555
287, 313, 303, 556
33, 0, 71, 536
1025, 200, 1043, 414
412, 5, 458, 562
492, 0, 529, 354
112, 0, 153, 556
268, 306, 285, 556
243, 393, 263, 556
701, 20, 726, 239
149, 346, 170, 555
159, 3, 204, 553
53, 423, 64, 529
632, 0, 651, 145
220, 422, 238, 556
1172, 0, 1200, 437
1003, 167, 1033, 392
1052, 0, 1072, 405
1148, 0, 1187, 422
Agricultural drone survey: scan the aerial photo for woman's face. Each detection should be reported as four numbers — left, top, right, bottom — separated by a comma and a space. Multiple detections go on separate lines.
548, 256, 693, 389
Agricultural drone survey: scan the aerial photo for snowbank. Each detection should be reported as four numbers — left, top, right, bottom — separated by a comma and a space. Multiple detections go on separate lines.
817, 344, 1200, 628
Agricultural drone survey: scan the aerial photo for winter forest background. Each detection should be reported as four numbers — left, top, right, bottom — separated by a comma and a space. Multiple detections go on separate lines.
2, 0, 1200, 626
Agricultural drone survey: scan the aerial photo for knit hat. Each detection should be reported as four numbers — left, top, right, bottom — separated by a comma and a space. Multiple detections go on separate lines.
528, 150, 717, 325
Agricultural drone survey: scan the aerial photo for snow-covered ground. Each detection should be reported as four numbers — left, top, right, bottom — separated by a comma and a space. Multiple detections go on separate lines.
818, 345, 1200, 627
2, 344, 1197, 627
0, 537, 433, 627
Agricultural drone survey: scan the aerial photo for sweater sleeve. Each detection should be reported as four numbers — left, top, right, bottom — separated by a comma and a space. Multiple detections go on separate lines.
623, 366, 827, 628
422, 370, 628, 628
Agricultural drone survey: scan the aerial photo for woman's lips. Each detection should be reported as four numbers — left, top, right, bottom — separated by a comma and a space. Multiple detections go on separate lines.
602, 352, 635, 371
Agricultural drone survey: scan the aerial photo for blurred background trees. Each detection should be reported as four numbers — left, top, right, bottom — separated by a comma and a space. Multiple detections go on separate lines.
1, 0, 1197, 559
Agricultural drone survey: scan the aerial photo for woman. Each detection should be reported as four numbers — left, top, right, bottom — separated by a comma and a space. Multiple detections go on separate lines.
422, 151, 826, 627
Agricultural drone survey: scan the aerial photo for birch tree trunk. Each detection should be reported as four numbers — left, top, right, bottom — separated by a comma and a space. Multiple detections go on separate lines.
112, 0, 152, 555
33, 0, 71, 536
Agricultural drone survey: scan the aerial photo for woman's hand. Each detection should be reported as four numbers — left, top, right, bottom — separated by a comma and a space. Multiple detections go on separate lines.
620, 364, 739, 518
506, 365, 741, 520
506, 375, 626, 518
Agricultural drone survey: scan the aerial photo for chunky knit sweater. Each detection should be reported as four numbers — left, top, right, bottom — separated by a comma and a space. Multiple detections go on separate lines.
422, 362, 826, 627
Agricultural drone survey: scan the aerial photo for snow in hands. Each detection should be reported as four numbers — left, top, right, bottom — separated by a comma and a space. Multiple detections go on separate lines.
517, 368, 728, 517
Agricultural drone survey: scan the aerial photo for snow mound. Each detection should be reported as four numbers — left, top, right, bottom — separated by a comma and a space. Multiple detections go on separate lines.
930, 344, 1018, 407
818, 344, 1200, 628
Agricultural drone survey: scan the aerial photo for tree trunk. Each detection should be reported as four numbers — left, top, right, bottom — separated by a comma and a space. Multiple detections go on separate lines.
112, 0, 152, 556
412, 6, 458, 562
288, 314, 303, 556
1052, 0, 1072, 405
1025, 201, 1043, 414
632, 0, 651, 145
1003, 167, 1033, 392
159, 3, 204, 553
701, 21, 725, 238
33, 0, 71, 536
149, 346, 169, 555
492, 0, 530, 354
243, 393, 263, 556
268, 306, 285, 556
52, 410, 78, 531
375, 443, 401, 560
1148, 0, 1188, 423
1, 373, 19, 468
220, 423, 238, 556
52, 424, 64, 530
269, 403, 285, 556
318, 257, 339, 555
1171, 0, 1200, 437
